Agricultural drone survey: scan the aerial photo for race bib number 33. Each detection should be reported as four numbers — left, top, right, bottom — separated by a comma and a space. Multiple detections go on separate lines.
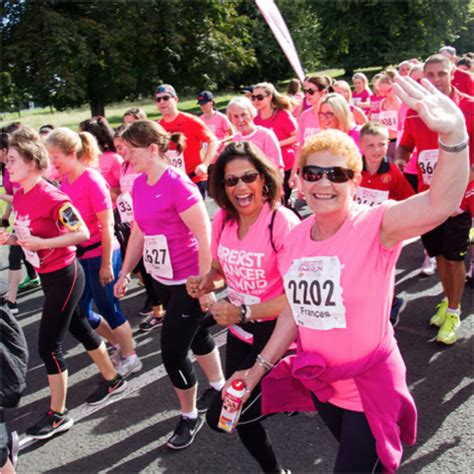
284, 256, 346, 330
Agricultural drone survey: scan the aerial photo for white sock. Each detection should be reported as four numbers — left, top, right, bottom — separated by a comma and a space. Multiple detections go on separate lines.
125, 353, 138, 362
210, 379, 225, 391
447, 307, 460, 316
182, 409, 198, 419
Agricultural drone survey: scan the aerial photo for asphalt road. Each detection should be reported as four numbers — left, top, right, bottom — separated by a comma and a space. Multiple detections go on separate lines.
2, 200, 473, 474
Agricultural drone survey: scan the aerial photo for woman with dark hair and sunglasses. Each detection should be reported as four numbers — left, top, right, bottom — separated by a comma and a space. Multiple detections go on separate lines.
289, 75, 333, 189
252, 82, 298, 206
114, 120, 224, 450
223, 76, 470, 472
186, 141, 300, 472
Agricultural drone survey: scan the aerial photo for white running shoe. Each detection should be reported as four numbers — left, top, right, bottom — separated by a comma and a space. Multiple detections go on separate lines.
421, 255, 436, 276
116, 355, 143, 378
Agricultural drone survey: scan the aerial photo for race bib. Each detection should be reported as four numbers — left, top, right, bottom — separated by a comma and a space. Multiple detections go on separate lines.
284, 256, 346, 330
418, 149, 438, 186
378, 110, 398, 132
117, 191, 134, 224
166, 150, 186, 173
303, 127, 319, 143
355, 187, 389, 207
143, 235, 173, 279
120, 173, 139, 195
14, 225, 40, 268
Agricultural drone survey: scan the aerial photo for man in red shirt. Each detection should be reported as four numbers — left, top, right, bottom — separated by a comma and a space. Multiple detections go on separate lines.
396, 54, 473, 345
154, 84, 218, 198
439, 46, 474, 97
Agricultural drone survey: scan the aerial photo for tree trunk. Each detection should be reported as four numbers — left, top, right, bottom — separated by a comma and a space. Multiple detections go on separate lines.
90, 96, 105, 117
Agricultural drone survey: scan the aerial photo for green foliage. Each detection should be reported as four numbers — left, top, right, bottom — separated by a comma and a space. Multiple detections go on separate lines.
311, 0, 472, 71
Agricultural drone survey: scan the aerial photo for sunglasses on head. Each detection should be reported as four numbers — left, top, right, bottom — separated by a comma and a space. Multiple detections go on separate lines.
155, 95, 172, 103
301, 165, 354, 183
303, 88, 318, 96
251, 94, 269, 102
223, 170, 260, 187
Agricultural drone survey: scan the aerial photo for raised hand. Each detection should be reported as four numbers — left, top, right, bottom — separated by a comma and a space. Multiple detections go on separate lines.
393, 76, 467, 143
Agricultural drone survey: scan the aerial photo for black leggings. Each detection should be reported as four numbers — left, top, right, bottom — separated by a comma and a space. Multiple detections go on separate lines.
113, 209, 161, 308
8, 245, 36, 277
311, 393, 383, 473
207, 320, 282, 473
39, 260, 101, 374
152, 280, 215, 389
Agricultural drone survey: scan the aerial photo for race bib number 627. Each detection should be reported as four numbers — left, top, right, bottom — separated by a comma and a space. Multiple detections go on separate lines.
284, 256, 346, 330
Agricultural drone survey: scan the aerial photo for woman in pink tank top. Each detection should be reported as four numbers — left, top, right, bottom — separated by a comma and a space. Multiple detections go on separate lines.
221, 76, 470, 473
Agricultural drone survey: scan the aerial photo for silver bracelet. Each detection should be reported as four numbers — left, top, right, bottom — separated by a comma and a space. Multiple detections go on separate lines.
438, 136, 469, 153
256, 354, 274, 372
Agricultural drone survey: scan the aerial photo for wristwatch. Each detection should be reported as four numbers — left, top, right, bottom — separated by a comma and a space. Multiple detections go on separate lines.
240, 304, 252, 324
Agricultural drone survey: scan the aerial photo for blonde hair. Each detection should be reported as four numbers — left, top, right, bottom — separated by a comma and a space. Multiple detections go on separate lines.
46, 127, 100, 167
301, 129, 362, 174
352, 72, 371, 93
254, 82, 292, 111
318, 93, 354, 133
333, 80, 352, 103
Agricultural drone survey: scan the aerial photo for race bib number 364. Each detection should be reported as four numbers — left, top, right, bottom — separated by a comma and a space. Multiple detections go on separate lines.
284, 256, 346, 330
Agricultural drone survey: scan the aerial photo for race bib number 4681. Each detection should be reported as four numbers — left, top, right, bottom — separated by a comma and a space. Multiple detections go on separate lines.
284, 256, 346, 330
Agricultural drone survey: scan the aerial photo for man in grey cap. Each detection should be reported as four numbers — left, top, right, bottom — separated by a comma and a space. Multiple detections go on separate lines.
155, 84, 218, 198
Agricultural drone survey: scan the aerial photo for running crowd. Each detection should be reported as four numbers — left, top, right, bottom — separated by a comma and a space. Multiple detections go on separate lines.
0, 45, 472, 473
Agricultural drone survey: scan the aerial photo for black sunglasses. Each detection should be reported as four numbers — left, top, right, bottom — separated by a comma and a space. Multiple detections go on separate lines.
301, 165, 354, 183
155, 95, 172, 103
223, 170, 260, 187
303, 88, 318, 96
251, 94, 269, 102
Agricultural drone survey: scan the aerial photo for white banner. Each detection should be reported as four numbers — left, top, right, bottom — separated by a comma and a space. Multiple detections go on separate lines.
255, 0, 305, 83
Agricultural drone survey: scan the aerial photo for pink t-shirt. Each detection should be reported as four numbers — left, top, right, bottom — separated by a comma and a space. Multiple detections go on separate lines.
211, 204, 300, 315
61, 168, 118, 260
397, 103, 418, 175
201, 110, 233, 159
369, 94, 384, 120
200, 110, 232, 141
279, 202, 402, 411
3, 167, 13, 195
119, 161, 141, 195
13, 179, 76, 273
132, 167, 202, 284
352, 89, 370, 104
233, 127, 284, 170
347, 126, 361, 148
254, 109, 298, 171
99, 151, 123, 190
297, 108, 320, 147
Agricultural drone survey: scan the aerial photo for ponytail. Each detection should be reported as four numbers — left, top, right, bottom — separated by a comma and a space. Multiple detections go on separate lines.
78, 131, 100, 167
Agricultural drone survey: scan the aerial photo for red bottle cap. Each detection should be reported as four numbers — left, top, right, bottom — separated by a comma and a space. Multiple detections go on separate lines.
232, 379, 246, 391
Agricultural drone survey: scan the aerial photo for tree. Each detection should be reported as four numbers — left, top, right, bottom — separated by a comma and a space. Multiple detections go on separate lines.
1, 0, 256, 116
311, 0, 472, 73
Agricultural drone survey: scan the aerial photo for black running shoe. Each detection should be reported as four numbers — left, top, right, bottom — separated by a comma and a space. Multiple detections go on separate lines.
196, 387, 219, 413
26, 409, 74, 440
166, 415, 204, 450
6, 300, 18, 315
87, 375, 127, 405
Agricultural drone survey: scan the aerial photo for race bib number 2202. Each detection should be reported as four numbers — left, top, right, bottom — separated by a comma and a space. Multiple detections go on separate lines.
284, 256, 346, 330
